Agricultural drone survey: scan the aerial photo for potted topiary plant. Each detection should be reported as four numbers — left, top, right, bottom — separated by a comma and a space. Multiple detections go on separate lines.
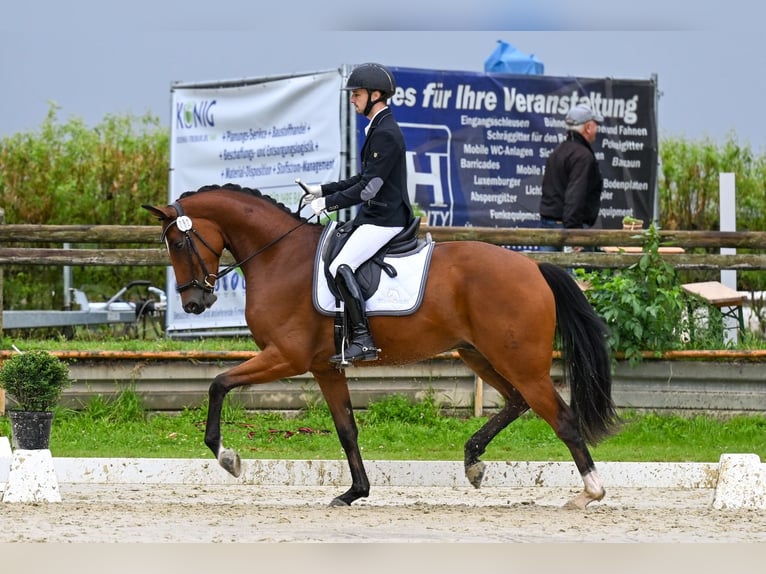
0, 350, 72, 450
622, 215, 644, 231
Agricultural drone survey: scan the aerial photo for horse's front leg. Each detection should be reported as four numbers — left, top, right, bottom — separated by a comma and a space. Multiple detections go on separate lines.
204, 372, 242, 476
315, 371, 370, 506
204, 350, 305, 478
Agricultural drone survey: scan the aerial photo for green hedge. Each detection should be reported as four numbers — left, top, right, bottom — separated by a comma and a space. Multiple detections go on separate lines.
659, 136, 766, 232
659, 136, 766, 292
0, 104, 168, 309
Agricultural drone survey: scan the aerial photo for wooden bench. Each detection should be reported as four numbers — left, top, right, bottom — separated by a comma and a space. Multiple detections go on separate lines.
681, 281, 747, 334
600, 246, 686, 254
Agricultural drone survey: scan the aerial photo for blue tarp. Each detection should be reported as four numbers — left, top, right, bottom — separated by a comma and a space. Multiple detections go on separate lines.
484, 40, 544, 75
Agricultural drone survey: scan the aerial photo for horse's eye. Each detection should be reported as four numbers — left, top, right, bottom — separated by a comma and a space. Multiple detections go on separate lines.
172, 240, 185, 251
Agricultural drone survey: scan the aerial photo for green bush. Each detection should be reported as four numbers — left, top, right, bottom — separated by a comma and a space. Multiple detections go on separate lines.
576, 224, 691, 364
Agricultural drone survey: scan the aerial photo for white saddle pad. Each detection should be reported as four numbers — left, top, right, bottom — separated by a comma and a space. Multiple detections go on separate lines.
312, 221, 435, 317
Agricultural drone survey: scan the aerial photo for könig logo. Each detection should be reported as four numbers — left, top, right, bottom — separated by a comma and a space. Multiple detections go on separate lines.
176, 100, 217, 130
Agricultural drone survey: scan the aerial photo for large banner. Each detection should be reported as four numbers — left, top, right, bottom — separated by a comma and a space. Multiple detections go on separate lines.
167, 70, 343, 335
377, 67, 658, 231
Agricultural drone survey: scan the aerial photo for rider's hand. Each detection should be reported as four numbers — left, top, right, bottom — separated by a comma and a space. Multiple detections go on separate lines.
310, 197, 326, 215
304, 185, 323, 200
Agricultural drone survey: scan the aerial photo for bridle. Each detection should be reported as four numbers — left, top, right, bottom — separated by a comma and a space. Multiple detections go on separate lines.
160, 202, 222, 294
161, 200, 311, 295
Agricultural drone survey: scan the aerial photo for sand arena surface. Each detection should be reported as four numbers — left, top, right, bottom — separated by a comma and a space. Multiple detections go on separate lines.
3, 482, 766, 542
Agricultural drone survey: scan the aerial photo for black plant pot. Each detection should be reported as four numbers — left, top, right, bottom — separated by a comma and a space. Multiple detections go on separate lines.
9, 410, 54, 450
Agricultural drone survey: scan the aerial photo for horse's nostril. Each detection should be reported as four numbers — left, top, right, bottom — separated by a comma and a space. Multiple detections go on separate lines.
184, 302, 201, 314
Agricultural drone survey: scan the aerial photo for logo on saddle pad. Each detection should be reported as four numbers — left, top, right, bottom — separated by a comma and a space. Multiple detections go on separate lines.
313, 220, 435, 317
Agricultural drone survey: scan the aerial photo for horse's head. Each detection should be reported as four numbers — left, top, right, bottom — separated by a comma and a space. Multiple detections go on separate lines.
142, 202, 223, 315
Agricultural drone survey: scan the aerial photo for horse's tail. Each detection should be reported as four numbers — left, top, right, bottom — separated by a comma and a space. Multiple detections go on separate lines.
537, 262, 619, 445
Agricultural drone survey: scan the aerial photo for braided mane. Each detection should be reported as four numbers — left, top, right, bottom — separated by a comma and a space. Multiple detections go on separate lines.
179, 182, 307, 221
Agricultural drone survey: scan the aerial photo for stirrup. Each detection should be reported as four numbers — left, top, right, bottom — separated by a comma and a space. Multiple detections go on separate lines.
330, 340, 379, 366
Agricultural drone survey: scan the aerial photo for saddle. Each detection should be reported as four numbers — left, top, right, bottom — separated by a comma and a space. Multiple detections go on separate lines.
322, 217, 423, 300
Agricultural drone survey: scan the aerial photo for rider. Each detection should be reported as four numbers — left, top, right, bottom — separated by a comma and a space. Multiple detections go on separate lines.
305, 63, 414, 365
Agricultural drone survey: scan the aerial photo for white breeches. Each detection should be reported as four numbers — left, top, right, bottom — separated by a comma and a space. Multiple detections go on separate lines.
329, 223, 404, 277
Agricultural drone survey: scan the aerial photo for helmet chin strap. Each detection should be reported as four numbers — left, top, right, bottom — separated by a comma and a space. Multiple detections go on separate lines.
363, 90, 385, 116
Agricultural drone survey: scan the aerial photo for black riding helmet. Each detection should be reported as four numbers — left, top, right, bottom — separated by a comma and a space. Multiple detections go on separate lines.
343, 63, 396, 116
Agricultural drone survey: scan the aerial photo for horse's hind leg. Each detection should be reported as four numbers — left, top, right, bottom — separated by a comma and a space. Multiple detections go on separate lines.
548, 394, 606, 509
458, 348, 530, 489
525, 386, 606, 509
462, 353, 605, 509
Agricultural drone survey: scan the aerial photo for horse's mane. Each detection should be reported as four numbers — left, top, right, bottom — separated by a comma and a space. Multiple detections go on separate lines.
179, 183, 307, 222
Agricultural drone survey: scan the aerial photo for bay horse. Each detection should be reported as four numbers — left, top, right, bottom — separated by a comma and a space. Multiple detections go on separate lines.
143, 183, 618, 509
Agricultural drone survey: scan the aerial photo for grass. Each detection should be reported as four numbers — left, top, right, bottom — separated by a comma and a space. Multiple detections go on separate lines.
1, 335, 260, 353
1, 389, 764, 462
2, 337, 765, 462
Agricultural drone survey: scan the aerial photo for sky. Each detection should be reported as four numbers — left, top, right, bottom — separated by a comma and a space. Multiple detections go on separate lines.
1, 0, 763, 149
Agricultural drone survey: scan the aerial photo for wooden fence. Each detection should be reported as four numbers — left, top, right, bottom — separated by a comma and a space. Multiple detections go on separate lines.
1, 224, 766, 270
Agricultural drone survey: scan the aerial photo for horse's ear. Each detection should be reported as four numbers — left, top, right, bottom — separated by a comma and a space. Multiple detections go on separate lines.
142, 204, 169, 220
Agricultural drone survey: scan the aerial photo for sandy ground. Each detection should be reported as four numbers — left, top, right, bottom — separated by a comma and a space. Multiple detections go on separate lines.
2, 483, 766, 543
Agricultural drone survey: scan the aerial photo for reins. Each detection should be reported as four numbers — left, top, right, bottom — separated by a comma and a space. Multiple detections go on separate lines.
214, 217, 313, 281
164, 198, 314, 294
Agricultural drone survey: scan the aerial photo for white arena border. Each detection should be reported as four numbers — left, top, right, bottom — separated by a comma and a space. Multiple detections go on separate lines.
51, 458, 719, 489
1, 437, 764, 508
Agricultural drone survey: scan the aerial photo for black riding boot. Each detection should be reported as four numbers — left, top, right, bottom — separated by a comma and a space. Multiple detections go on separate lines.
330, 264, 379, 365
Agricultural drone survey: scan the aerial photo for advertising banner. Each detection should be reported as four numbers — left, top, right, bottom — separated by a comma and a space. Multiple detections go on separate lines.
167, 70, 343, 334
376, 67, 658, 232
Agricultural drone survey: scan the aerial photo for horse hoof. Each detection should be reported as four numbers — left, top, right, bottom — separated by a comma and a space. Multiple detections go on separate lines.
563, 488, 605, 510
329, 497, 350, 507
218, 448, 242, 477
562, 498, 586, 510
465, 461, 486, 489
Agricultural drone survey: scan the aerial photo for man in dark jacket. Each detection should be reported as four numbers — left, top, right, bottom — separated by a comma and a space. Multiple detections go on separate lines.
303, 63, 414, 365
538, 103, 604, 252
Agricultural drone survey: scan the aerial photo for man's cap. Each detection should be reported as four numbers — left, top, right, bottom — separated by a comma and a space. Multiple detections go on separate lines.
565, 104, 604, 126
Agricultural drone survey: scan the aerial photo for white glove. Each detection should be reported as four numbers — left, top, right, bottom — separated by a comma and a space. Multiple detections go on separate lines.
304, 184, 323, 200
310, 196, 326, 215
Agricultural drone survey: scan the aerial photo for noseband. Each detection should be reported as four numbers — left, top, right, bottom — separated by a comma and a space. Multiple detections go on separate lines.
161, 202, 222, 294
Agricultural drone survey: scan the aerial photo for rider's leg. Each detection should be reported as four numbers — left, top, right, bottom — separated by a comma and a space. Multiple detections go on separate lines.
330, 264, 378, 364
328, 224, 403, 277
328, 224, 402, 365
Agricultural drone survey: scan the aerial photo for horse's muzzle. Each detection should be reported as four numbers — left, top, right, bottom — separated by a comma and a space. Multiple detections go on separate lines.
183, 291, 218, 314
